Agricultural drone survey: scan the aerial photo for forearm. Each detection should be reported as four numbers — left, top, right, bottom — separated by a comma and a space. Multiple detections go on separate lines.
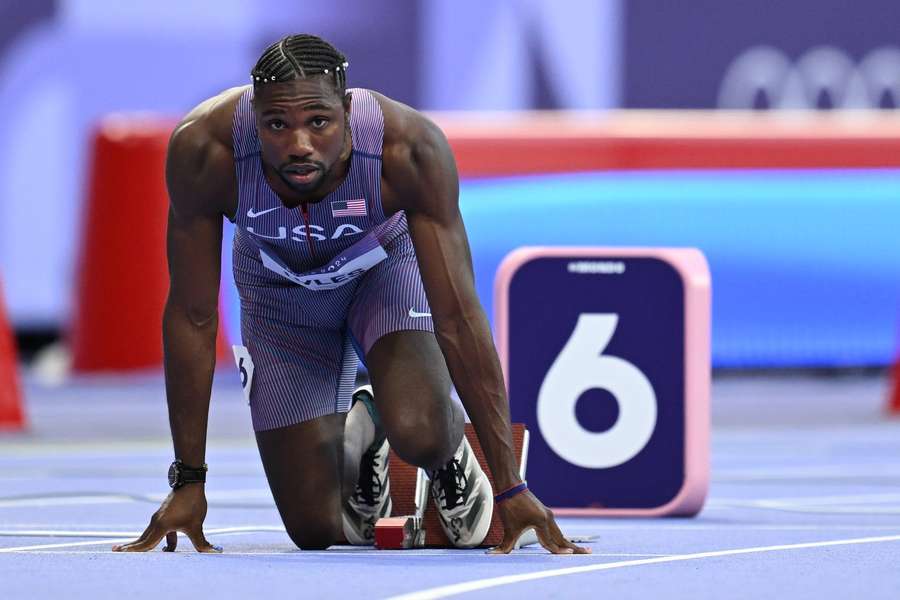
162, 299, 218, 466
435, 308, 521, 491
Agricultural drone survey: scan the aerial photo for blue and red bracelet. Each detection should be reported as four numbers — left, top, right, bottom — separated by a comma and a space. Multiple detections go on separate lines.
493, 482, 528, 504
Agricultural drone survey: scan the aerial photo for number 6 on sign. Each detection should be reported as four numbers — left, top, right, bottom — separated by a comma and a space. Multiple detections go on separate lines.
537, 314, 657, 469
497, 247, 710, 513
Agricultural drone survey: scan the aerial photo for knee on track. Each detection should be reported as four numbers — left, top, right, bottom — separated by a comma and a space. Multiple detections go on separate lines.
285, 515, 342, 550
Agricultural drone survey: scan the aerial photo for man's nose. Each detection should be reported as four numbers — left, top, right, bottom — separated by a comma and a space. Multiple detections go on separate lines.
289, 130, 314, 156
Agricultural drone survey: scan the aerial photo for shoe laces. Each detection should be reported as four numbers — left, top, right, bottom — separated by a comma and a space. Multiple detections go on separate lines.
355, 445, 384, 507
434, 458, 468, 510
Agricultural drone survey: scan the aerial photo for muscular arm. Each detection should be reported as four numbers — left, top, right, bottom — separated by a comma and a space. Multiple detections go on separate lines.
163, 111, 234, 466
382, 107, 520, 491
380, 101, 589, 555
112, 90, 241, 554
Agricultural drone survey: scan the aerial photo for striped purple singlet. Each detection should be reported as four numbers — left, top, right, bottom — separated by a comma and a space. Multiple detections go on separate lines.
230, 87, 435, 431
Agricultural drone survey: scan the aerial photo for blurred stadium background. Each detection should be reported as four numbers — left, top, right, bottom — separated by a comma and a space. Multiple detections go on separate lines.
3, 3, 900, 596
0, 0, 899, 420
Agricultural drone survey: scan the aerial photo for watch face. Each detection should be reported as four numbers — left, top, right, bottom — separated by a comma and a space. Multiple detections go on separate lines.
168, 462, 179, 489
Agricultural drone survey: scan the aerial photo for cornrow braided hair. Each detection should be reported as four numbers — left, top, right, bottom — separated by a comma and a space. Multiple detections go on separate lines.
251, 34, 349, 94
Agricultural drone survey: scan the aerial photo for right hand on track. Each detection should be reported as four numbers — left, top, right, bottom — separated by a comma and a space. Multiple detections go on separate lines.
112, 484, 221, 553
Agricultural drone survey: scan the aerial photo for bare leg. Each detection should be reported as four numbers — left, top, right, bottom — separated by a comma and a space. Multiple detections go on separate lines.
255, 413, 347, 550
365, 330, 494, 549
365, 330, 464, 470
257, 330, 463, 550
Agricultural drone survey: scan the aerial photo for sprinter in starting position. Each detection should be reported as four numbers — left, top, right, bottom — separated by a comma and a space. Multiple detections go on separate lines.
113, 34, 588, 555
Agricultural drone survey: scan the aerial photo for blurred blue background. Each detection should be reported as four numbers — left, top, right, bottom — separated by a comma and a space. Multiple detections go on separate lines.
1, 0, 898, 369
220, 168, 899, 368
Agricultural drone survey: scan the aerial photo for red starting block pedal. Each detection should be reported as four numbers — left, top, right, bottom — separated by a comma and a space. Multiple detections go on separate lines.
379, 423, 529, 549
374, 516, 426, 549
375, 467, 429, 549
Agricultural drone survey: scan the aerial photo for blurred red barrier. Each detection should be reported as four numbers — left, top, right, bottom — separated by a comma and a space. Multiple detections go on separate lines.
890, 358, 900, 415
69, 117, 231, 372
0, 276, 25, 429
432, 110, 900, 176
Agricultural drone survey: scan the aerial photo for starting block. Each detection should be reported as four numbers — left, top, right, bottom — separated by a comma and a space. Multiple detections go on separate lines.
374, 516, 426, 549
374, 468, 428, 549
375, 423, 528, 549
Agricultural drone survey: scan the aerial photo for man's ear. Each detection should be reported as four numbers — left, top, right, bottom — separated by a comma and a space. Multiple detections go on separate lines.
343, 90, 353, 113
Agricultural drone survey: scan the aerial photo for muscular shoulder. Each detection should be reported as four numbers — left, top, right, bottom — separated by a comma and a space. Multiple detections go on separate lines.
369, 91, 458, 215
167, 86, 246, 218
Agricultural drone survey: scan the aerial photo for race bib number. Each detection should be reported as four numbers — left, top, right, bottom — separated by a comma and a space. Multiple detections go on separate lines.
232, 345, 254, 405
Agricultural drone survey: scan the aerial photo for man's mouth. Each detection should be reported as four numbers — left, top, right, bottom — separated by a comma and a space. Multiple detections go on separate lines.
282, 164, 321, 185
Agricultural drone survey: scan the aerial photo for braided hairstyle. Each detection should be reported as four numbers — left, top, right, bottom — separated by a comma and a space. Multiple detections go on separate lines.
251, 34, 349, 95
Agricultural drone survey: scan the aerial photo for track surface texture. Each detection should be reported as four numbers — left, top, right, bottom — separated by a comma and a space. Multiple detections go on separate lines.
1, 371, 898, 599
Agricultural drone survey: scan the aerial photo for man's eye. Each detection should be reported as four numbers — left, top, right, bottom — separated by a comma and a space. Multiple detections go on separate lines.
311, 117, 329, 129
268, 120, 286, 131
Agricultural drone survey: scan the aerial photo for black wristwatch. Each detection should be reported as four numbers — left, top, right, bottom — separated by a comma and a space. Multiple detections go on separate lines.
168, 460, 208, 489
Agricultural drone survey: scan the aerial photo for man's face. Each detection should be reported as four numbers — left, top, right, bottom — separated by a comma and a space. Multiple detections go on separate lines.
253, 76, 350, 197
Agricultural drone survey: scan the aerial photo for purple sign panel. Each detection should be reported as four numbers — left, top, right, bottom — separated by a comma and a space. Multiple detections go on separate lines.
495, 248, 710, 515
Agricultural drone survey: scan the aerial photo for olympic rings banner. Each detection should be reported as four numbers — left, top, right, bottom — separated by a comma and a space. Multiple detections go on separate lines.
624, 0, 900, 109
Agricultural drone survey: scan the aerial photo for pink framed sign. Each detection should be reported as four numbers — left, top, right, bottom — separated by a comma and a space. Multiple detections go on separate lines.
494, 247, 711, 516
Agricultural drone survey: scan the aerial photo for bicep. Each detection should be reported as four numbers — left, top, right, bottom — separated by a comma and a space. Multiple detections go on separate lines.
402, 123, 481, 322
164, 124, 229, 317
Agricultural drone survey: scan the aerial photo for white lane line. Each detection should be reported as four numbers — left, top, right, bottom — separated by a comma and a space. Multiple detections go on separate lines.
713, 492, 900, 507
714, 465, 900, 481
0, 539, 132, 553
712, 492, 900, 515
559, 525, 900, 531
718, 505, 900, 516
0, 530, 141, 538
4, 524, 900, 536
0, 526, 288, 552
0, 495, 137, 508
0, 490, 273, 509
0, 523, 165, 529
0, 525, 286, 539
12, 551, 672, 558
553, 524, 900, 531
385, 534, 900, 600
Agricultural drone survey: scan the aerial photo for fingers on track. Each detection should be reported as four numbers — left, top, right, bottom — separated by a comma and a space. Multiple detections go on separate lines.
163, 531, 178, 552
185, 526, 222, 553
111, 525, 165, 552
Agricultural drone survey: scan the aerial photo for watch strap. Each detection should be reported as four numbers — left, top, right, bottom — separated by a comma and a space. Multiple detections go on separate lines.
171, 460, 208, 486
179, 465, 207, 483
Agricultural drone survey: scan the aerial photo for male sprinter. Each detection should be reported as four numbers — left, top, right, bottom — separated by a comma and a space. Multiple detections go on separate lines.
113, 34, 587, 555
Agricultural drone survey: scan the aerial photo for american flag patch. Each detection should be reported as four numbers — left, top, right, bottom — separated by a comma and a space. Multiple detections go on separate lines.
331, 199, 367, 217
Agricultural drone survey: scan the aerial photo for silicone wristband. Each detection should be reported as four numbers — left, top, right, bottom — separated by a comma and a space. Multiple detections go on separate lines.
494, 482, 528, 504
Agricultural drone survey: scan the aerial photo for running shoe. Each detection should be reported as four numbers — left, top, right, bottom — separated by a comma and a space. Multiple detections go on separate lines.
428, 435, 493, 548
341, 385, 392, 545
